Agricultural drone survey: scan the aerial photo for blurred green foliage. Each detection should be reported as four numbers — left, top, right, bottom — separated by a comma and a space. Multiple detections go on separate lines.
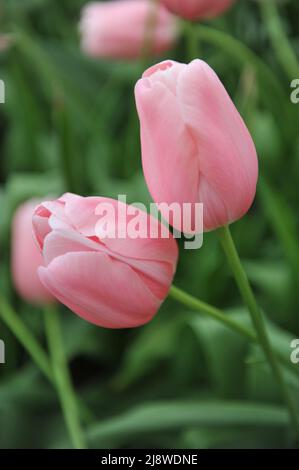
0, 0, 299, 449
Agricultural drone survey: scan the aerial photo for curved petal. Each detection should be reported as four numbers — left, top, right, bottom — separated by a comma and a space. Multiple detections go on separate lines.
63, 194, 102, 236
177, 59, 258, 230
42, 229, 101, 266
43, 228, 176, 300
206, 0, 235, 17
161, 0, 234, 20
32, 213, 51, 250
33, 198, 71, 248
38, 252, 162, 328
103, 234, 178, 267
94, 197, 179, 265
135, 67, 200, 229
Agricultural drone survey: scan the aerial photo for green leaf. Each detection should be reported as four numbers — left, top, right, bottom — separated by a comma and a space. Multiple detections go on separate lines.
87, 401, 288, 447
259, 177, 299, 291
188, 309, 250, 397
114, 318, 182, 389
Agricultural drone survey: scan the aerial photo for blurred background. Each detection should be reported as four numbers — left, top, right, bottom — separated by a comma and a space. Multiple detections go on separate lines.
1, 0, 299, 449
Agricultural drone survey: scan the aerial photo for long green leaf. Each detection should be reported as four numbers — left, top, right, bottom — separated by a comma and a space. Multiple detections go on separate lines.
87, 401, 288, 446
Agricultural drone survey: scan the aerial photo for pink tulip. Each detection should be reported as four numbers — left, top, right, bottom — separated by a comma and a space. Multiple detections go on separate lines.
135, 60, 258, 232
160, 0, 235, 20
32, 193, 178, 328
0, 35, 12, 52
11, 201, 53, 304
79, 0, 178, 60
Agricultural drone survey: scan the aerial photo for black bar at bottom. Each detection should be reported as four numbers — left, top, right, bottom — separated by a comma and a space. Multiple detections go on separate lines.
0, 449, 294, 467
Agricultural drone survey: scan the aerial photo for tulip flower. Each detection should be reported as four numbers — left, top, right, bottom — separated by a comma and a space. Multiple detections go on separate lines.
79, 0, 178, 60
0, 34, 12, 52
32, 193, 178, 328
11, 201, 53, 304
135, 59, 258, 232
160, 0, 235, 20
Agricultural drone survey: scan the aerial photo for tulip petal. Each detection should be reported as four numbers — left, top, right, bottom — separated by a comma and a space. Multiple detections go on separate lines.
94, 197, 179, 265
32, 214, 51, 250
103, 235, 178, 267
42, 226, 177, 295
42, 229, 101, 266
177, 59, 258, 229
161, 0, 234, 20
63, 194, 101, 236
80, 0, 177, 60
135, 73, 200, 216
39, 252, 162, 328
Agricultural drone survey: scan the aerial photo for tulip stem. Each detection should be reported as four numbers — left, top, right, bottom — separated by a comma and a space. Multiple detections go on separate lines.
169, 285, 256, 341
0, 294, 93, 426
44, 305, 87, 449
184, 20, 199, 61
0, 294, 53, 381
170, 286, 299, 386
53, 92, 77, 194
217, 225, 299, 442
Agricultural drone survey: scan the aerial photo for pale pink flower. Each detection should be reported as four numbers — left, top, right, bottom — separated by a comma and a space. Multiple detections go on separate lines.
79, 0, 178, 59
135, 60, 258, 232
33, 193, 178, 328
161, 0, 235, 20
11, 201, 53, 304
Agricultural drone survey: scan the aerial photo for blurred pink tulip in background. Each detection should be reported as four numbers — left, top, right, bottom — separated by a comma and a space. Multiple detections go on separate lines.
11, 200, 53, 304
80, 0, 178, 59
160, 0, 235, 20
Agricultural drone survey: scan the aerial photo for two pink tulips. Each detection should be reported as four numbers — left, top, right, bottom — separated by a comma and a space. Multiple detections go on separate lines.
12, 58, 258, 328
12, 0, 257, 332
8, 0, 299, 445
79, 0, 236, 61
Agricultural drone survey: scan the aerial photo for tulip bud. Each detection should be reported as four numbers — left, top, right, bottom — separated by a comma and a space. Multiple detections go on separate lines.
135, 59, 258, 232
11, 201, 53, 304
33, 193, 178, 328
160, 0, 235, 20
79, 0, 178, 60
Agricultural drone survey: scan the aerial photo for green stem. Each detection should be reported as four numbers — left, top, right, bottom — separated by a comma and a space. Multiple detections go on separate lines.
0, 294, 53, 382
169, 285, 256, 341
217, 225, 299, 441
184, 20, 199, 61
44, 305, 87, 449
53, 92, 77, 194
259, 0, 299, 80
0, 295, 93, 426
169, 286, 299, 383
